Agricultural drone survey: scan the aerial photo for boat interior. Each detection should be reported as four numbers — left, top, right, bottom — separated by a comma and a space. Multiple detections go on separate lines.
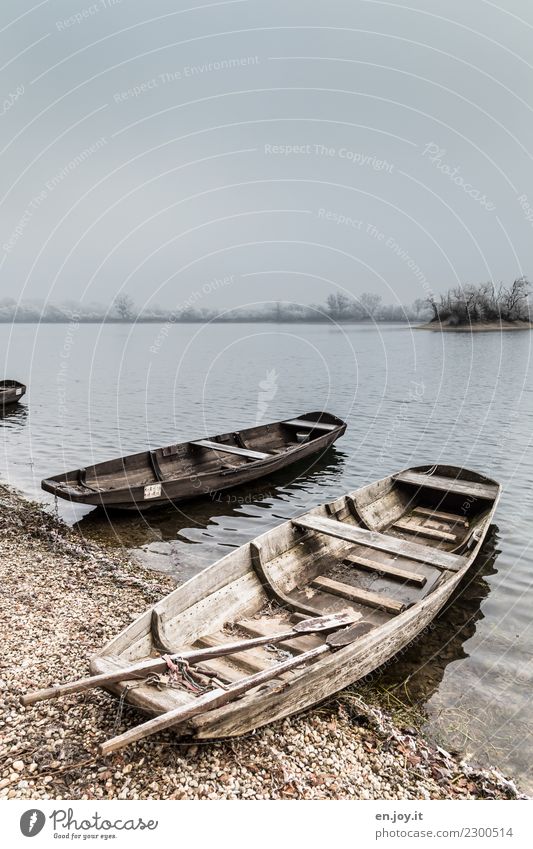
47, 413, 343, 494
95, 465, 499, 720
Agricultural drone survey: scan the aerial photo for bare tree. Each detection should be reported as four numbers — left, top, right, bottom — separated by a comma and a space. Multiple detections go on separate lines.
114, 294, 136, 321
357, 292, 382, 318
326, 292, 353, 320
499, 277, 531, 321
426, 278, 531, 325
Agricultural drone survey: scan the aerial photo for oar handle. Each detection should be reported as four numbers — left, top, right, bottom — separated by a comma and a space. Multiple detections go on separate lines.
21, 659, 162, 706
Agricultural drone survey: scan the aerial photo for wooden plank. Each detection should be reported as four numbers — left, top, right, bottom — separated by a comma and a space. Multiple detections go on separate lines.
345, 553, 427, 587
193, 658, 243, 684
392, 519, 457, 543
413, 506, 469, 526
192, 439, 270, 461
311, 576, 405, 615
90, 655, 194, 712
148, 451, 164, 482
287, 585, 375, 619
395, 471, 498, 500
293, 515, 466, 571
193, 634, 274, 675
237, 618, 324, 654
250, 541, 321, 617
284, 418, 338, 432
327, 621, 375, 646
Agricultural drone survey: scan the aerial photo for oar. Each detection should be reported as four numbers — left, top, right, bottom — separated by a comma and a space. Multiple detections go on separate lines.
99, 616, 372, 756
21, 611, 359, 707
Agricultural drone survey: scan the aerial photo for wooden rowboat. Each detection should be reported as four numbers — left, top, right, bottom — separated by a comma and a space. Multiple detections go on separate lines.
41, 411, 346, 511
25, 464, 500, 751
0, 379, 26, 408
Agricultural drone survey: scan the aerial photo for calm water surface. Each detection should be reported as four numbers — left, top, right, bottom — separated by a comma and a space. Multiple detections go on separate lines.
1, 322, 532, 790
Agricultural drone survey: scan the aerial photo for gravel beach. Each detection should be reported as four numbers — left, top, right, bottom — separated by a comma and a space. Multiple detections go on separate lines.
0, 486, 525, 801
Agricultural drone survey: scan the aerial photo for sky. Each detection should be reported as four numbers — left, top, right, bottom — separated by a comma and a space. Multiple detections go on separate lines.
1, 0, 532, 312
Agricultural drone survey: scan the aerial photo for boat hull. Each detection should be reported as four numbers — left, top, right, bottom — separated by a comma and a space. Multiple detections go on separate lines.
90, 465, 500, 740
42, 412, 346, 510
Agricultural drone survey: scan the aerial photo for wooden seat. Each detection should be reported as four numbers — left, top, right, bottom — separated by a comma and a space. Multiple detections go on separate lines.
395, 471, 498, 500
311, 576, 405, 615
413, 506, 468, 526
345, 553, 427, 587
192, 440, 270, 461
193, 658, 244, 685
193, 634, 274, 675
284, 418, 338, 432
392, 519, 457, 543
237, 617, 323, 655
292, 515, 466, 572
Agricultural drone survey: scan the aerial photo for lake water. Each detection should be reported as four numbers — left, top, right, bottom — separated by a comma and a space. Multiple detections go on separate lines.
1, 321, 532, 791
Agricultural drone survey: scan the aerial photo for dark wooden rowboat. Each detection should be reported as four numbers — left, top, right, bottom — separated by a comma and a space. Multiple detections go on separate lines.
0, 379, 26, 408
41, 411, 346, 510
76, 464, 499, 743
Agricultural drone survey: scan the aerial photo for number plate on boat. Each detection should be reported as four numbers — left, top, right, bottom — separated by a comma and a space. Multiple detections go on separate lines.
144, 484, 162, 500
16, 389, 22, 395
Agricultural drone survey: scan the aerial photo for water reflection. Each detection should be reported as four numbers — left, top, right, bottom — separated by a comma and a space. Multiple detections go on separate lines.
0, 402, 28, 425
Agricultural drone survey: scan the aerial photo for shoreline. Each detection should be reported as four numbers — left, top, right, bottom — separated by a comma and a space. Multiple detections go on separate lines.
417, 321, 533, 332
0, 486, 525, 800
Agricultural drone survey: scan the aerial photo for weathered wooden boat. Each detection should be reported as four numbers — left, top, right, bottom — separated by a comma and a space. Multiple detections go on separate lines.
41, 411, 346, 510
0, 379, 26, 407
24, 464, 500, 752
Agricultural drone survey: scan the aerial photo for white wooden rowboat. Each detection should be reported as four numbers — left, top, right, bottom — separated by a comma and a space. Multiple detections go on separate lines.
80, 463, 500, 745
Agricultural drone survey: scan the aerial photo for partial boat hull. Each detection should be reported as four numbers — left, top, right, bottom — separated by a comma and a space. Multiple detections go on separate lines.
0, 380, 26, 408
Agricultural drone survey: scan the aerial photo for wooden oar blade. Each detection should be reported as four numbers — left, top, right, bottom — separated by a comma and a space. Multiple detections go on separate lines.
292, 610, 361, 634
326, 621, 374, 646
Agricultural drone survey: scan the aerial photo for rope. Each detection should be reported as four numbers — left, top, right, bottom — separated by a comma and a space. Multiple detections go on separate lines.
109, 655, 234, 738
265, 644, 292, 660
162, 655, 212, 693
112, 682, 141, 736
111, 671, 181, 736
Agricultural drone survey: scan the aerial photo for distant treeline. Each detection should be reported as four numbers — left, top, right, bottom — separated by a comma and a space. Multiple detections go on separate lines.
427, 278, 531, 326
2, 283, 530, 325
0, 293, 431, 323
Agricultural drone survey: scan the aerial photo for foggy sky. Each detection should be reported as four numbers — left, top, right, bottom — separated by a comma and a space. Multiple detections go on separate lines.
1, 0, 532, 312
